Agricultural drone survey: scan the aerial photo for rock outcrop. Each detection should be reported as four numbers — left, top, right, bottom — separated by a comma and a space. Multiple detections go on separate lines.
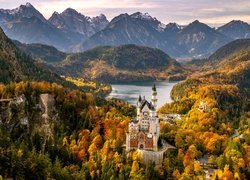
0, 93, 58, 141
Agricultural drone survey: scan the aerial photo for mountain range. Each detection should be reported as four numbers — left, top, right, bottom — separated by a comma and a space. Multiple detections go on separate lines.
1, 3, 250, 58
1, 26, 185, 84
0, 3, 109, 52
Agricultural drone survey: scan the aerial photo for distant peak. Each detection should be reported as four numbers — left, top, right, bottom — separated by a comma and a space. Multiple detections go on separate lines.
98, 13, 106, 18
166, 22, 180, 29
217, 20, 250, 31
116, 13, 129, 19
19, 2, 34, 9
52, 11, 59, 16
228, 20, 248, 25
95, 13, 107, 19
188, 20, 208, 28
231, 20, 244, 23
122, 13, 129, 16
131, 12, 154, 20
192, 20, 200, 24
25, 2, 33, 7
132, 12, 144, 16
63, 8, 79, 14
110, 13, 130, 24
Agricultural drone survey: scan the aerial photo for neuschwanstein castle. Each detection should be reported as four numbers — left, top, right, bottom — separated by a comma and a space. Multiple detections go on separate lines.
126, 85, 160, 152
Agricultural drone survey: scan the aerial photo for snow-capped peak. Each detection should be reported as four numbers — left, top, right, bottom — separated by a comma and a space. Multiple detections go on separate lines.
131, 12, 154, 21
0, 2, 46, 22
130, 12, 166, 32
48, 8, 109, 36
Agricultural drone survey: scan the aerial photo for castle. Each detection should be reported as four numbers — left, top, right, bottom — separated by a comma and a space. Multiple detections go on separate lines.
126, 84, 160, 152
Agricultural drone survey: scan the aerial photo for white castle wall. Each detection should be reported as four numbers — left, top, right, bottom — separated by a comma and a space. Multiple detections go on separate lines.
138, 149, 164, 165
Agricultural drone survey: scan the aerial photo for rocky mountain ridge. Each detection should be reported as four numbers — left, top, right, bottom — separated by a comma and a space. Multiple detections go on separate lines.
48, 8, 109, 39
0, 3, 250, 58
0, 3, 109, 52
217, 20, 250, 39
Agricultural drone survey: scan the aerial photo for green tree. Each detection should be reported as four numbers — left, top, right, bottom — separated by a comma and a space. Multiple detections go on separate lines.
145, 161, 158, 180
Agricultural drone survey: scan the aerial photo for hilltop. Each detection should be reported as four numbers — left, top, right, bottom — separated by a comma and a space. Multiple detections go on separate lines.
208, 39, 250, 64
13, 40, 67, 64
56, 45, 187, 83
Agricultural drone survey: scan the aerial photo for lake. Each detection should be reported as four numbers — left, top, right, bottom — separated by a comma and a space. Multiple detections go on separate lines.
107, 81, 178, 108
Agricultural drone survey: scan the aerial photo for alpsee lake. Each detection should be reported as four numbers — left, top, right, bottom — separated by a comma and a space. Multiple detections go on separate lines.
107, 81, 179, 108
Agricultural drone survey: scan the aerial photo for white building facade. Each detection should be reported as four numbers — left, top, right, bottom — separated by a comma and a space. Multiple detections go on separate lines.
126, 85, 160, 152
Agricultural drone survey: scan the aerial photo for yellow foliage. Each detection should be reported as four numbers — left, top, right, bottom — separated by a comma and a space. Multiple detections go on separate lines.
88, 143, 98, 157
17, 149, 23, 157
194, 161, 201, 173
130, 161, 140, 177
132, 150, 142, 161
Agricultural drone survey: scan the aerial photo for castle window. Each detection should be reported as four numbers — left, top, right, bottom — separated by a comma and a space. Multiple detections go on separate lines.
139, 133, 145, 140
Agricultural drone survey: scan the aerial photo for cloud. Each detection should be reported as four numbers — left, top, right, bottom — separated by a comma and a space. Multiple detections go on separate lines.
0, 0, 250, 26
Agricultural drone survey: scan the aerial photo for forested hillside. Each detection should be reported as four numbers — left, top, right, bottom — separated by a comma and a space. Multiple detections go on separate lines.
57, 45, 187, 82
13, 41, 188, 83
0, 81, 137, 179
13, 40, 67, 64
0, 27, 71, 87
158, 39, 250, 179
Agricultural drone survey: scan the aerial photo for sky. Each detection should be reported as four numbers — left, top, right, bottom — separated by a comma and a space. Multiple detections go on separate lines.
0, 0, 250, 27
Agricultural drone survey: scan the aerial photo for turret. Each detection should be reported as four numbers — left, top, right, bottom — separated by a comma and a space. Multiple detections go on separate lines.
137, 95, 142, 106
151, 84, 157, 109
137, 95, 142, 116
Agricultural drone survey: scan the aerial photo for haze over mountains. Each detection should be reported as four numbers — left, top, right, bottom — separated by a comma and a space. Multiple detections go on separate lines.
0, 2, 250, 58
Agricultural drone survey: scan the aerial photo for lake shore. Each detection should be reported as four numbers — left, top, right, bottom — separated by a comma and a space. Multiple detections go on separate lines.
107, 81, 179, 108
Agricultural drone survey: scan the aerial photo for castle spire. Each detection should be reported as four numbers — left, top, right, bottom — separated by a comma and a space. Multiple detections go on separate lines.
138, 95, 142, 102
152, 83, 156, 91
137, 95, 142, 107
151, 84, 157, 109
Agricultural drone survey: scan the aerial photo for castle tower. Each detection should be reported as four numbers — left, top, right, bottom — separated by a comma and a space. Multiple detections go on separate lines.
151, 84, 157, 109
137, 95, 142, 105
126, 86, 160, 153
137, 95, 142, 115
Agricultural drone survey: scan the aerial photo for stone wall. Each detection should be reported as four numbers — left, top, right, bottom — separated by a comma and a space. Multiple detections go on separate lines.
138, 149, 164, 165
